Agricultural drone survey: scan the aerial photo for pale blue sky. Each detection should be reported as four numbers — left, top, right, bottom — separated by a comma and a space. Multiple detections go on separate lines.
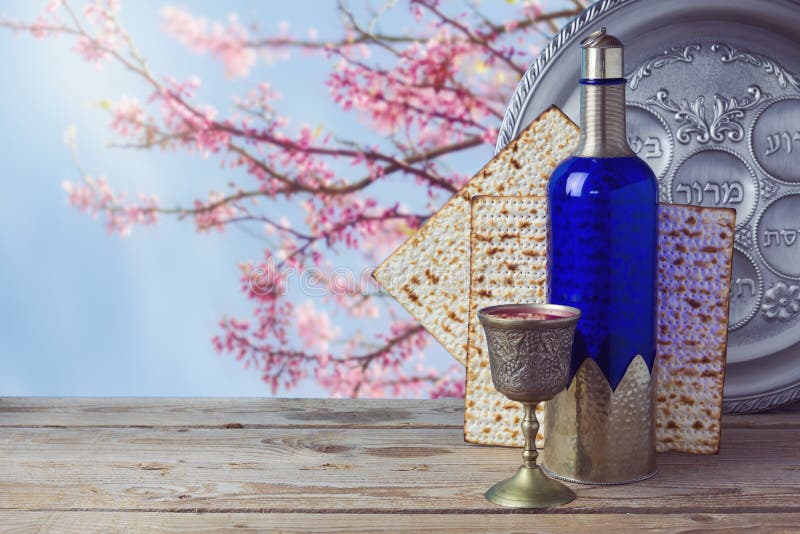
0, 1, 559, 396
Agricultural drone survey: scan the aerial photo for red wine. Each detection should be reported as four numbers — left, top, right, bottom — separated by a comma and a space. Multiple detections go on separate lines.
486, 309, 575, 321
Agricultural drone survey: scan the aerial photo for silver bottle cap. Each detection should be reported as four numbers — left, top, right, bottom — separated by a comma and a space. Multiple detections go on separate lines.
581, 28, 624, 80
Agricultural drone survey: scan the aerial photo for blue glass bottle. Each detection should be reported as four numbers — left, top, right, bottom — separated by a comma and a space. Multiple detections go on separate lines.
547, 33, 658, 390
542, 29, 658, 485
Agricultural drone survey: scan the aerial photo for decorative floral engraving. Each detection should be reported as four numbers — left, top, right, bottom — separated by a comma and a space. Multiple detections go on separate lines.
760, 179, 779, 200
761, 282, 800, 321
484, 326, 573, 400
648, 86, 769, 145
629, 44, 701, 91
712, 43, 800, 93
735, 224, 754, 250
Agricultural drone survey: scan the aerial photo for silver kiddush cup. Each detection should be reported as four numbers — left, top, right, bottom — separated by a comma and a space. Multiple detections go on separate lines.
478, 303, 581, 509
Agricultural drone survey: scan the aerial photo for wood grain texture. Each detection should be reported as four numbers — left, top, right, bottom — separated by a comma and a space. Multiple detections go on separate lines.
0, 398, 798, 532
2, 426, 799, 513
0, 398, 463, 428
1, 512, 798, 534
1, 397, 796, 428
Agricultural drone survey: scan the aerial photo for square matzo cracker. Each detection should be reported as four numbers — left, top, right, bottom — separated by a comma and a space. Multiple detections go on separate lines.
655, 204, 734, 454
464, 196, 548, 446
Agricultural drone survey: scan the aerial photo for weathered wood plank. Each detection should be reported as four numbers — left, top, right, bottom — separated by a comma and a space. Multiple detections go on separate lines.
1, 398, 797, 428
2, 426, 798, 514
0, 398, 463, 429
1, 511, 797, 533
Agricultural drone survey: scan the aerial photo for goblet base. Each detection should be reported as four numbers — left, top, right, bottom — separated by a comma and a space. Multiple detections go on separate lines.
486, 465, 575, 509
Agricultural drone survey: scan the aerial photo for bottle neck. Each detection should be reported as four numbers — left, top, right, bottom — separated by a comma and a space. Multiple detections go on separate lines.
575, 82, 633, 158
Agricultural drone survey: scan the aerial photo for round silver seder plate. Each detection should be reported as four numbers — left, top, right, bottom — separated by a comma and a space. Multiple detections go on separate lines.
496, 0, 800, 412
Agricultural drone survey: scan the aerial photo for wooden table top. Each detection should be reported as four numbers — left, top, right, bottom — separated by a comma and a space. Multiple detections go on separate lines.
1, 398, 799, 533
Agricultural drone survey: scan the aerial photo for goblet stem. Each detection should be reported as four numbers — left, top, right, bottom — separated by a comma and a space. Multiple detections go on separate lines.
521, 402, 539, 469
484, 399, 574, 508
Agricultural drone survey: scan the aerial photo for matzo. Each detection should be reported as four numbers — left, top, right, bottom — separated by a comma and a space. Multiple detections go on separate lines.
464, 196, 548, 447
655, 204, 734, 454
372, 107, 579, 363
465, 201, 734, 454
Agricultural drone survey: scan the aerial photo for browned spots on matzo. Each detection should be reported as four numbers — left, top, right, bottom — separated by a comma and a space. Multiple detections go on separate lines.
656, 204, 734, 454
466, 195, 550, 448
686, 297, 703, 309
402, 286, 420, 305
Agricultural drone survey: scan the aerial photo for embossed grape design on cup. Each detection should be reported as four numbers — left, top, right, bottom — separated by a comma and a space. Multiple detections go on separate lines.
477, 303, 581, 509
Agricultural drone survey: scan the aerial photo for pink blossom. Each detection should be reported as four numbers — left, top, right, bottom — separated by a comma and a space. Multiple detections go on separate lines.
46, 0, 64, 13
161, 7, 256, 78
73, 35, 111, 65
193, 191, 238, 232
295, 300, 341, 353
6, 0, 575, 398
62, 176, 158, 235
110, 96, 145, 137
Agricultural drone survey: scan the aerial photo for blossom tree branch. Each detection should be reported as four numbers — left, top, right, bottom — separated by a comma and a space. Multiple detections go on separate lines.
1, 0, 583, 397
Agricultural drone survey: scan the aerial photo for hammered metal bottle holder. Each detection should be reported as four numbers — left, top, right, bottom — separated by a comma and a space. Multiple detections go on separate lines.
542, 355, 658, 484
